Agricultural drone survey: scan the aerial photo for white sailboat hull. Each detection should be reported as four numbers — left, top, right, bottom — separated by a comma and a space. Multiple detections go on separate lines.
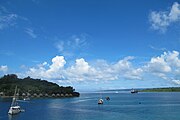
8, 106, 21, 115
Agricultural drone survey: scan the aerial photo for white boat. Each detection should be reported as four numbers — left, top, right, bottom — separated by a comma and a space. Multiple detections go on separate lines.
98, 99, 103, 104
8, 86, 22, 115
8, 106, 21, 115
131, 88, 138, 94
23, 96, 30, 101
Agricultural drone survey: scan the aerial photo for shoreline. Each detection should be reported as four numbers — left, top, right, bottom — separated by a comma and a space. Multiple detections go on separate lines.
0, 95, 79, 99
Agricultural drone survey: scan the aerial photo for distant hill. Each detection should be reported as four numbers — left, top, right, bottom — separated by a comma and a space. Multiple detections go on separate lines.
102, 88, 144, 92
102, 87, 180, 93
0, 74, 80, 97
140, 87, 180, 92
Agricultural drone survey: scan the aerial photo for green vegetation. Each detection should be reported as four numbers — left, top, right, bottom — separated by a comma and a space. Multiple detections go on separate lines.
0, 74, 80, 97
141, 87, 180, 92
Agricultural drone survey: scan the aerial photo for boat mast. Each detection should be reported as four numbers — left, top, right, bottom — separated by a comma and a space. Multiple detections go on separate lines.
11, 86, 17, 107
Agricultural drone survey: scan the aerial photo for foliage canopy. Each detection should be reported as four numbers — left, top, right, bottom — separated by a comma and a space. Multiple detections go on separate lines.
0, 74, 79, 97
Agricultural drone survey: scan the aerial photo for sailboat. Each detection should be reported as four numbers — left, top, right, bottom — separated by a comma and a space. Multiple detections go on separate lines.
8, 86, 22, 115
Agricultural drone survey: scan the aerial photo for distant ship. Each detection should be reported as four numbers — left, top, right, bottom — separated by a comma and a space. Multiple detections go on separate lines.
131, 89, 138, 94
8, 86, 23, 115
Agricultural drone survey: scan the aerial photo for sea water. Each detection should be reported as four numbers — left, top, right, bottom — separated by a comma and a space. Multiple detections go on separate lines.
1, 92, 180, 120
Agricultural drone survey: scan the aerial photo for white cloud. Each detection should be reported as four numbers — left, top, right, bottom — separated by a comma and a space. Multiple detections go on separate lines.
55, 34, 89, 57
112, 56, 134, 72
65, 58, 93, 82
0, 5, 37, 39
19, 51, 180, 86
0, 6, 19, 30
22, 55, 142, 84
144, 51, 180, 85
24, 56, 66, 79
169, 2, 180, 21
165, 51, 180, 67
145, 56, 171, 73
124, 68, 143, 80
149, 2, 180, 32
175, 69, 180, 76
25, 28, 37, 38
71, 58, 90, 74
0, 13, 18, 30
61, 57, 143, 83
149, 45, 166, 51
112, 56, 143, 80
56, 41, 64, 52
172, 79, 180, 85
0, 65, 8, 73
47, 56, 66, 72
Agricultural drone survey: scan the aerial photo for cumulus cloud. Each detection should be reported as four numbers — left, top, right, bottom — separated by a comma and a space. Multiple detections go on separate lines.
149, 2, 180, 32
25, 56, 66, 79
165, 51, 180, 67
70, 58, 90, 74
112, 56, 143, 80
65, 57, 143, 82
0, 65, 8, 73
144, 51, 180, 84
19, 51, 180, 86
145, 56, 171, 73
65, 58, 94, 82
47, 56, 66, 72
22, 55, 143, 85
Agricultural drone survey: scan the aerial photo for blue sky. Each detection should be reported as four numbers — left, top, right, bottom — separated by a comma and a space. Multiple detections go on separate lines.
0, 0, 180, 91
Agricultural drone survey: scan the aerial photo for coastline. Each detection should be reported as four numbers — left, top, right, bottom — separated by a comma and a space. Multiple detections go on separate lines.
140, 87, 180, 92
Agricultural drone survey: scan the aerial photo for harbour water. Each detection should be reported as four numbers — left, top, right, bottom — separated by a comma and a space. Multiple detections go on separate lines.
1, 92, 180, 120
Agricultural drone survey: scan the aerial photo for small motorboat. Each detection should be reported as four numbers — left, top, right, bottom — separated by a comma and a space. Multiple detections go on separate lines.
98, 99, 103, 104
23, 96, 30, 101
106, 96, 110, 101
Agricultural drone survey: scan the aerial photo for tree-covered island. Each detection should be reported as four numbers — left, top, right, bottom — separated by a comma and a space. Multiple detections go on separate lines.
0, 74, 80, 98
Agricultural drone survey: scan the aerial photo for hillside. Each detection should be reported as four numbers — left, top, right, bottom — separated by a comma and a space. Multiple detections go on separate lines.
140, 87, 180, 92
0, 74, 80, 97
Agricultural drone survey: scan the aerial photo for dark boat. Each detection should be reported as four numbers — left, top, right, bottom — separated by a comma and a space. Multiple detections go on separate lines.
106, 96, 110, 101
131, 89, 138, 93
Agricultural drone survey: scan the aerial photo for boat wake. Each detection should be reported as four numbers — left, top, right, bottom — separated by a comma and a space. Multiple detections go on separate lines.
71, 98, 95, 104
